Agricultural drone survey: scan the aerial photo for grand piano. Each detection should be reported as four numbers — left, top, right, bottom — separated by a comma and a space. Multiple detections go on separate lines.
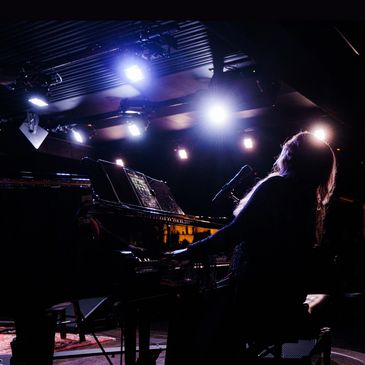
0, 156, 228, 365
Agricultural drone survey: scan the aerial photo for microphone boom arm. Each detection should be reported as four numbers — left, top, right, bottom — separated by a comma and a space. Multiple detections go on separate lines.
211, 165, 253, 204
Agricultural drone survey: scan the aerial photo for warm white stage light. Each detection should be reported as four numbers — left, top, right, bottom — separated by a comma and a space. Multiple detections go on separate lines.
243, 137, 254, 149
312, 128, 327, 141
178, 148, 188, 160
115, 158, 125, 167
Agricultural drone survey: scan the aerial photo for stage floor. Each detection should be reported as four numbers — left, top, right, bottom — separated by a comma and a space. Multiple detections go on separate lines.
0, 320, 364, 365
51, 315, 365, 365
1, 292, 365, 365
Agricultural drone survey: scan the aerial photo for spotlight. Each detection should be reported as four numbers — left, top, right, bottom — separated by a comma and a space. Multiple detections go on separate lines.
312, 128, 326, 141
310, 124, 332, 142
125, 64, 144, 83
72, 128, 85, 143
119, 54, 150, 85
19, 111, 48, 149
199, 91, 234, 131
127, 122, 142, 137
125, 114, 148, 138
27, 87, 49, 108
28, 96, 48, 107
115, 158, 125, 167
243, 137, 254, 150
69, 124, 95, 144
206, 103, 230, 127
177, 148, 188, 160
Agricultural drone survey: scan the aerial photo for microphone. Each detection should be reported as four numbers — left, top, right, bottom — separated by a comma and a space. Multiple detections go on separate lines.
212, 165, 253, 203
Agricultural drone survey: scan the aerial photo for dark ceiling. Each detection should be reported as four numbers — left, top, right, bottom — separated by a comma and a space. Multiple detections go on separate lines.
0, 20, 364, 212
0, 21, 329, 137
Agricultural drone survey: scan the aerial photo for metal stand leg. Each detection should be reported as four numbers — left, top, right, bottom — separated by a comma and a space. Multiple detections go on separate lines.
138, 307, 151, 365
321, 327, 332, 365
125, 305, 137, 365
273, 343, 283, 365
72, 300, 86, 342
59, 308, 67, 339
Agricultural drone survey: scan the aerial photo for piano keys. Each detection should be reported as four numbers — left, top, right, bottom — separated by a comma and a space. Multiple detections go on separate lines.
78, 157, 229, 289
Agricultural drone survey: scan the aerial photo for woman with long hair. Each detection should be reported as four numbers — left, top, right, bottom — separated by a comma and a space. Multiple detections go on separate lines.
167, 131, 337, 365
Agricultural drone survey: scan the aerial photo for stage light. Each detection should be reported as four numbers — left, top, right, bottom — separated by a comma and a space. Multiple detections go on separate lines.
115, 158, 125, 167
125, 64, 144, 83
243, 137, 254, 150
312, 128, 327, 141
27, 87, 49, 108
61, 124, 95, 144
28, 96, 48, 107
309, 123, 332, 143
198, 91, 234, 131
71, 128, 85, 143
177, 148, 188, 160
118, 53, 150, 85
206, 103, 230, 127
127, 122, 142, 137
19, 111, 48, 149
120, 109, 148, 140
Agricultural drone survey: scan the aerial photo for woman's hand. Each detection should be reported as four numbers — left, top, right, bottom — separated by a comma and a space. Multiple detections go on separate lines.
164, 248, 190, 262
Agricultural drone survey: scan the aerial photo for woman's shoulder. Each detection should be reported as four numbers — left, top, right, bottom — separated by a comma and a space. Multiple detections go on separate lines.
233, 175, 287, 216
251, 174, 293, 199
258, 174, 286, 190
264, 174, 284, 184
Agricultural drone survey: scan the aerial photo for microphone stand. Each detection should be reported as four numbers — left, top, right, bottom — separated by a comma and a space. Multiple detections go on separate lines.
211, 165, 253, 204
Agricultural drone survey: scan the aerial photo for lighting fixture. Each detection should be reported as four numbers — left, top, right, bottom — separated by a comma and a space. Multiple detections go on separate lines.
27, 87, 49, 108
177, 148, 188, 160
118, 53, 150, 85
115, 158, 125, 167
71, 129, 84, 143
28, 96, 48, 107
19, 111, 49, 149
127, 122, 142, 137
199, 91, 234, 131
206, 104, 229, 126
125, 64, 144, 83
312, 128, 327, 141
310, 123, 331, 142
243, 137, 254, 150
68, 124, 96, 144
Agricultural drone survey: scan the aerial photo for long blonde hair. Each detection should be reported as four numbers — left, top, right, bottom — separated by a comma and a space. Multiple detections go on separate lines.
234, 131, 337, 244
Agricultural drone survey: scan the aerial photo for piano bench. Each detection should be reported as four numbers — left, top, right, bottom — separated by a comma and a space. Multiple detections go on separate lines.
242, 326, 331, 365
47, 301, 86, 342
241, 295, 332, 365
